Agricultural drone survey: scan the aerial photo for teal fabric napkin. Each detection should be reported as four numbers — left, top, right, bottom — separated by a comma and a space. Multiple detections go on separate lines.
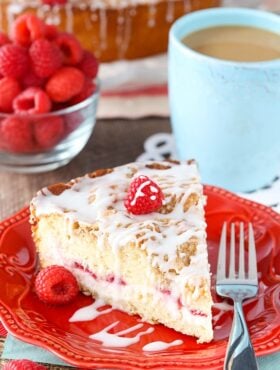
2, 334, 280, 369
2, 335, 71, 367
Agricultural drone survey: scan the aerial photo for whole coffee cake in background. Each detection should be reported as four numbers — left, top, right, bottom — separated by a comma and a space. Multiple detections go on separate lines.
0, 0, 220, 61
30, 160, 213, 343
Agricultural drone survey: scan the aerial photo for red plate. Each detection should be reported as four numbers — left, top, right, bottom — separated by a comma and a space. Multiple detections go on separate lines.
0, 185, 280, 369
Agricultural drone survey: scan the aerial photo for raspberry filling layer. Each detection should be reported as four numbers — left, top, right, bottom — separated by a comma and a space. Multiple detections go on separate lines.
73, 262, 126, 285
73, 262, 208, 318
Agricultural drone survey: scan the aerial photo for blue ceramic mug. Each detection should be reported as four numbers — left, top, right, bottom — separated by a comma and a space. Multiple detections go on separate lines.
168, 8, 280, 192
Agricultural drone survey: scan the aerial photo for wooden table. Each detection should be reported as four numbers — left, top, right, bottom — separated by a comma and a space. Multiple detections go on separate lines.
0, 117, 170, 369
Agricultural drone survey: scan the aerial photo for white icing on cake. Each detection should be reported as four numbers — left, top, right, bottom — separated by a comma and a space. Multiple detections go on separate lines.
32, 161, 210, 305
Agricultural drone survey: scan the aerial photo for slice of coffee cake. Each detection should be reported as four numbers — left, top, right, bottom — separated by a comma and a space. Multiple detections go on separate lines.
30, 160, 213, 343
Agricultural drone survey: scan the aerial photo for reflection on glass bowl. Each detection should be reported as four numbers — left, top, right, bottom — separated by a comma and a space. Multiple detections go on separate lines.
0, 82, 99, 173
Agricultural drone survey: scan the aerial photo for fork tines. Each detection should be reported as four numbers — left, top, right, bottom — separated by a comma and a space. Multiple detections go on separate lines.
217, 222, 258, 283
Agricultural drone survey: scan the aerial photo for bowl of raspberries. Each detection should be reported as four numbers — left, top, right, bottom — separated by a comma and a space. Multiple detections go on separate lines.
0, 13, 99, 173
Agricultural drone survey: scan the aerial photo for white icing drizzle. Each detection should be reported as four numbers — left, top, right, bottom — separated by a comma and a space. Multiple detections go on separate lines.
37, 5, 47, 22
7, 4, 20, 35
89, 321, 154, 347
212, 300, 233, 326
148, 2, 157, 28
49, 5, 61, 25
32, 161, 211, 304
80, 2, 88, 11
99, 7, 108, 50
166, 0, 174, 23
143, 339, 183, 352
65, 3, 74, 33
120, 11, 132, 59
213, 301, 233, 312
116, 7, 125, 58
0, 5, 3, 29
69, 298, 113, 322
130, 179, 151, 206
183, 0, 191, 12
129, 5, 137, 17
91, 12, 98, 21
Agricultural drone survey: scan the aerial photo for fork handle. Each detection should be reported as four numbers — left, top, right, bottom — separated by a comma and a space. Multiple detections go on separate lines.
224, 300, 259, 370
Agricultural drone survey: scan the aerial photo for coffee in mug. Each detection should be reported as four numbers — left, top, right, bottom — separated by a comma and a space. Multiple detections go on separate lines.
182, 25, 280, 62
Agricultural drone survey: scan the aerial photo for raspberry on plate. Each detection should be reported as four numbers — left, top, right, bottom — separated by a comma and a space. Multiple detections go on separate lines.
29, 39, 62, 78
0, 77, 21, 113
35, 265, 79, 305
12, 13, 45, 46
34, 116, 65, 149
0, 116, 34, 153
46, 66, 85, 102
2, 359, 47, 370
0, 44, 29, 78
13, 87, 52, 114
55, 32, 83, 65
125, 175, 164, 215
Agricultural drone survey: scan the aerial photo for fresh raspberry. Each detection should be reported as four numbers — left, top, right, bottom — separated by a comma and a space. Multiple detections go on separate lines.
0, 77, 21, 112
44, 24, 58, 40
55, 32, 83, 65
46, 67, 85, 102
34, 116, 64, 149
29, 39, 62, 78
70, 78, 96, 105
12, 13, 45, 47
35, 265, 79, 305
78, 50, 99, 79
13, 87, 51, 114
22, 70, 45, 88
42, 0, 67, 5
0, 116, 34, 153
0, 32, 11, 47
2, 359, 47, 370
0, 44, 29, 78
124, 175, 164, 215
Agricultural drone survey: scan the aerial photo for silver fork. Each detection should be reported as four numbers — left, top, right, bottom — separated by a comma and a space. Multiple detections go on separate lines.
216, 222, 259, 370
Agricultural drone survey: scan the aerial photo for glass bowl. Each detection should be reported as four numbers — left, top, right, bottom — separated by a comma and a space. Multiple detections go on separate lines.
0, 83, 99, 173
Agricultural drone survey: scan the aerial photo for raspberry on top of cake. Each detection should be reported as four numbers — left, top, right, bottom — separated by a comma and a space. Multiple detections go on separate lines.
30, 160, 213, 343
